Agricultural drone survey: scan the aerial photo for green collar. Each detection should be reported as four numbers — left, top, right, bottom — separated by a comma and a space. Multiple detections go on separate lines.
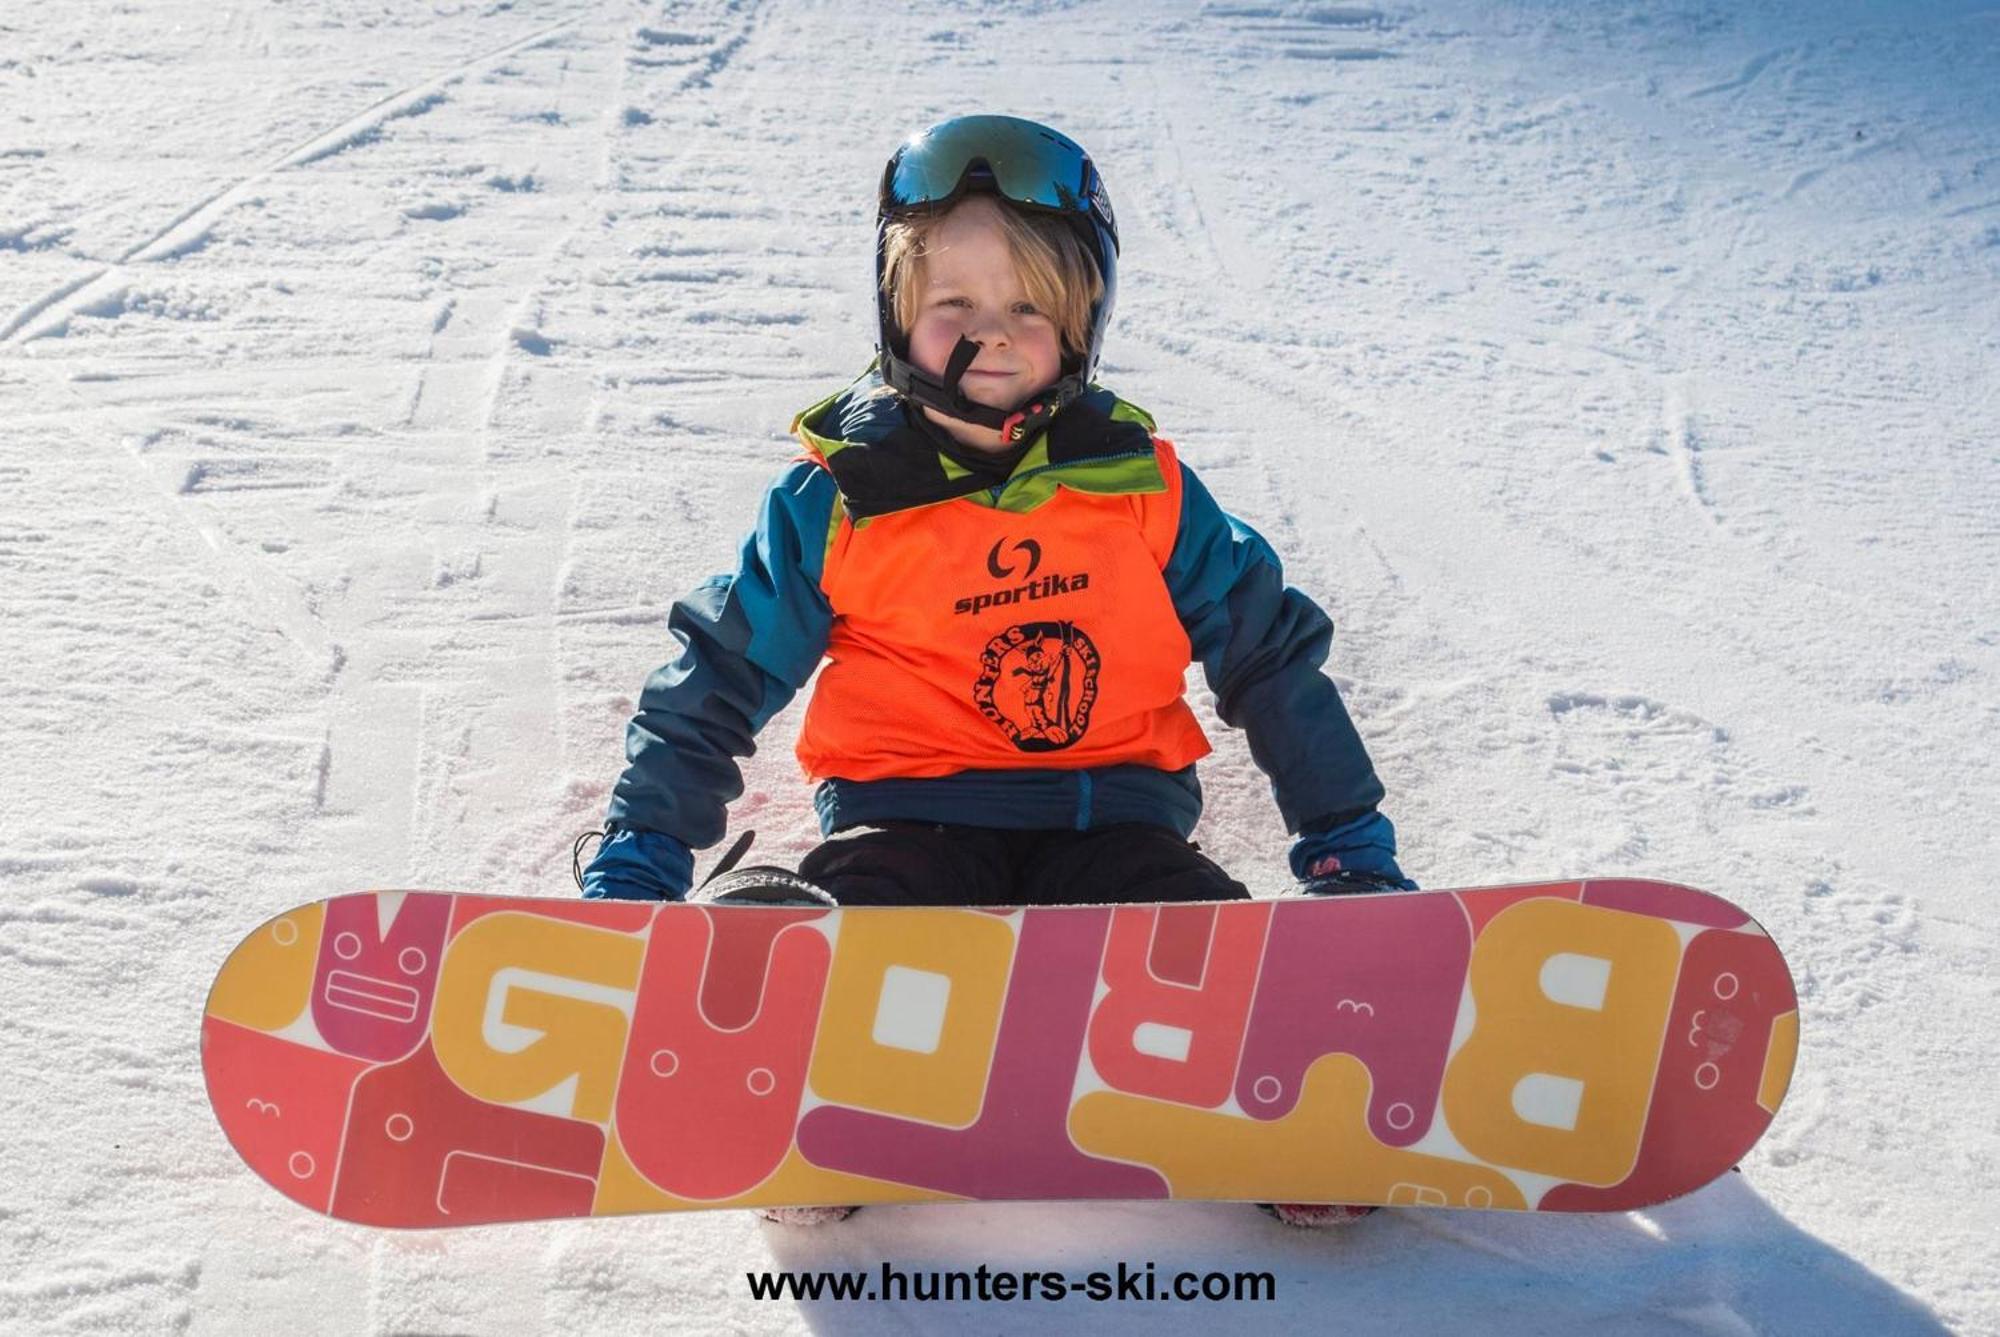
792, 366, 1166, 522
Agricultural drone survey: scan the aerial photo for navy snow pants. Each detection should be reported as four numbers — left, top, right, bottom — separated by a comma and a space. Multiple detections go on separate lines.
796, 821, 1249, 907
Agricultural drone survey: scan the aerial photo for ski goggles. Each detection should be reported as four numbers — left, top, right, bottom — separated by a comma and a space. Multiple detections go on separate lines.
880, 115, 1117, 250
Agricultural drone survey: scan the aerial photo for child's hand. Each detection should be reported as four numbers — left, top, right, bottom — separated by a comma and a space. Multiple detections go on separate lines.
581, 826, 695, 901
1289, 811, 1418, 893
1298, 865, 1418, 896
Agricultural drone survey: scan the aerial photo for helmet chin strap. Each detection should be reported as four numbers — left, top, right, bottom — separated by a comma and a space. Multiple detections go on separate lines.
884, 335, 1086, 446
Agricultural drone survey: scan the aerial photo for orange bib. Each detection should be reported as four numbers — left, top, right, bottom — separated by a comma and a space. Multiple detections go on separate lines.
796, 438, 1213, 783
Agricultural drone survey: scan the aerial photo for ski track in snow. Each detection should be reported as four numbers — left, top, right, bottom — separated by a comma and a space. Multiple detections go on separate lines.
2, 0, 1997, 1332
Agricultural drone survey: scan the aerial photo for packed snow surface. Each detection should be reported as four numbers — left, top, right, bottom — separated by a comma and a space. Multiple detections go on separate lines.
2, 0, 1995, 1331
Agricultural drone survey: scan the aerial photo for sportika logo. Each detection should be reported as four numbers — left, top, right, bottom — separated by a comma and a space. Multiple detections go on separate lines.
955, 537, 1090, 616
987, 538, 1042, 580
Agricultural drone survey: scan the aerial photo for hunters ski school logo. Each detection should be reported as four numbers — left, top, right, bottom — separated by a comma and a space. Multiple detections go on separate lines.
974, 621, 1100, 752
955, 537, 1090, 616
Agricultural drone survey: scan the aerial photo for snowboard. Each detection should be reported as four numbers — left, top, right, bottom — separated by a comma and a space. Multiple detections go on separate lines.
202, 879, 1797, 1228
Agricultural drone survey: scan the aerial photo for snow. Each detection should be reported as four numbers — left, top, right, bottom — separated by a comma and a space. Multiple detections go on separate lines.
2, 0, 1994, 1330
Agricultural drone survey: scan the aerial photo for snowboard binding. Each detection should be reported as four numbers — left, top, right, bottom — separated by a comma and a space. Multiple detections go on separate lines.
691, 867, 837, 908
686, 828, 838, 907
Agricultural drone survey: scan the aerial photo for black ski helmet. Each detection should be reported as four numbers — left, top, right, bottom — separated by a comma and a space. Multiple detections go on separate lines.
875, 114, 1119, 442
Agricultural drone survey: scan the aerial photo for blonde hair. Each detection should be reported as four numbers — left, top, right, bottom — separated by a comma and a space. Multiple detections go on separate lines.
880, 195, 1104, 364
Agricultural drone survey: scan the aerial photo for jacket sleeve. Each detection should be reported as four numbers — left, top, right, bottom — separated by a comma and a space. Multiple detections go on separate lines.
1164, 462, 1388, 835
605, 461, 837, 848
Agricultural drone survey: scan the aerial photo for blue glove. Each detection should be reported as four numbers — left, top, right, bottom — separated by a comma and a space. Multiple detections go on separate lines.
581, 826, 695, 901
1289, 810, 1418, 893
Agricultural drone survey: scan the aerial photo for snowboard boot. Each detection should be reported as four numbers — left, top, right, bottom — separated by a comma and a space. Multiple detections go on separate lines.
691, 865, 857, 1225
755, 1205, 861, 1226
1258, 1203, 1381, 1229
689, 865, 840, 908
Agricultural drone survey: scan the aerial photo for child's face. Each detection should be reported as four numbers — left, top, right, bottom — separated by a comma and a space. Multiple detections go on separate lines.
905, 197, 1064, 448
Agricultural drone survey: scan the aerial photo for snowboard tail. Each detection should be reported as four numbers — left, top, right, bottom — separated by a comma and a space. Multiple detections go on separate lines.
202, 880, 1797, 1228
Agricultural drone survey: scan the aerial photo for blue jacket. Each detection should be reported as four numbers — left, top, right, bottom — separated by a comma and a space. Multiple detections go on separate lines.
606, 374, 1393, 857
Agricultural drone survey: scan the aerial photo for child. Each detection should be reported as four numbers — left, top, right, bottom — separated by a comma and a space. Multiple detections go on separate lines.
583, 115, 1414, 1228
